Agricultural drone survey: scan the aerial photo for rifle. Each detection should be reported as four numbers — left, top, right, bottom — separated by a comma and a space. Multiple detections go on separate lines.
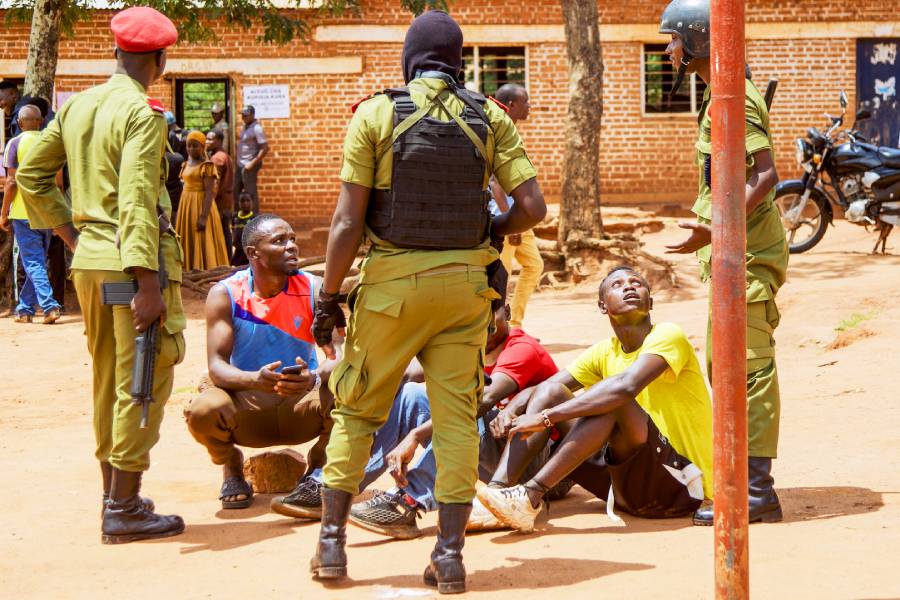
764, 78, 778, 110
101, 259, 167, 429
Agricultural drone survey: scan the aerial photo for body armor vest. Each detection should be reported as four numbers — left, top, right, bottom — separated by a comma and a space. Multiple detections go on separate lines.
366, 86, 492, 250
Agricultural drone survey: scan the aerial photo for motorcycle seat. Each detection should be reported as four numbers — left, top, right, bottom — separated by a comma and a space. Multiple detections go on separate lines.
878, 146, 900, 168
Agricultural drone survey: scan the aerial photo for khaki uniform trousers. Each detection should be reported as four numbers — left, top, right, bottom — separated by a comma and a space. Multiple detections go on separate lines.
706, 297, 781, 458
323, 266, 494, 505
72, 269, 186, 473
499, 229, 543, 328
184, 375, 332, 469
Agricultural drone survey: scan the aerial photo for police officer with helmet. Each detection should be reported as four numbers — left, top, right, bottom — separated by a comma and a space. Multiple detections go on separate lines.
660, 0, 788, 525
309, 10, 546, 594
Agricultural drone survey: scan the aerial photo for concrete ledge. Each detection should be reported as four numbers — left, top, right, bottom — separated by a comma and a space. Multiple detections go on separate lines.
316, 21, 900, 44
0, 56, 363, 77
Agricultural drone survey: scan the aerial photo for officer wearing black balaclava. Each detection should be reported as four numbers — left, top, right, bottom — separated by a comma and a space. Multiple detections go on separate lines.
305, 9, 546, 594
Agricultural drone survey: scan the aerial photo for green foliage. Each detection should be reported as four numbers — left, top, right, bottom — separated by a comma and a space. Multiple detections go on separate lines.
180, 81, 225, 130
5, 0, 448, 45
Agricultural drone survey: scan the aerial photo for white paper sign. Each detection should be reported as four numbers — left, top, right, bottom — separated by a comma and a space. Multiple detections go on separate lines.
242, 85, 291, 119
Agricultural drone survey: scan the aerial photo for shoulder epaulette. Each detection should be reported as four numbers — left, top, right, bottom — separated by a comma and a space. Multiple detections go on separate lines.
351, 92, 381, 113
488, 96, 509, 113
146, 98, 166, 113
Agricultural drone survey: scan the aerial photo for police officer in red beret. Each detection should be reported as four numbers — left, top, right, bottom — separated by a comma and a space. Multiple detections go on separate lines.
17, 7, 188, 544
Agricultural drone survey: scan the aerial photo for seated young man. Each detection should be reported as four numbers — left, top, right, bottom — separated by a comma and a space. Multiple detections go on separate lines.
477, 266, 713, 532
184, 214, 336, 509
271, 305, 561, 539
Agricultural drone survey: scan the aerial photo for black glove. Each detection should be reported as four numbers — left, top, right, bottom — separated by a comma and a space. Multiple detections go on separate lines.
312, 290, 347, 347
487, 218, 508, 312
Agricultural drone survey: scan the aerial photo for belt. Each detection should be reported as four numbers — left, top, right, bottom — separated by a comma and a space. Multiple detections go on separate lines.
416, 264, 486, 277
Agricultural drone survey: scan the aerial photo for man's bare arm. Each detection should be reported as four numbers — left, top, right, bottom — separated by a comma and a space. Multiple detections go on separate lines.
544, 354, 669, 423
322, 182, 369, 294
746, 148, 778, 214
491, 178, 546, 237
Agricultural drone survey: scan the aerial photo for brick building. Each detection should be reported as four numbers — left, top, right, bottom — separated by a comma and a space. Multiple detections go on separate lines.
1, 1, 898, 248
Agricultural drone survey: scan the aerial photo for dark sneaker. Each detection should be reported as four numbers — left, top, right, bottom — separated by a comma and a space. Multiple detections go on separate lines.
349, 490, 422, 539
271, 476, 322, 519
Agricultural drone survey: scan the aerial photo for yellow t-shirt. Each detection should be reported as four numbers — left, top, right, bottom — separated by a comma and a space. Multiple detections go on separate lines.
566, 322, 714, 499
4, 130, 40, 220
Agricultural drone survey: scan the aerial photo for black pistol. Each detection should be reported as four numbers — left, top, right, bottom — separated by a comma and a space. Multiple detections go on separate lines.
101, 264, 168, 429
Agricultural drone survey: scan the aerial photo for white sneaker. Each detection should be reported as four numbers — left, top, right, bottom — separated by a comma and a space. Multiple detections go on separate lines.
466, 497, 506, 532
476, 485, 541, 533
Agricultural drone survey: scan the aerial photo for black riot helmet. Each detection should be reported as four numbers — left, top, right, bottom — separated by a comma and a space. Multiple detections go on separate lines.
659, 0, 710, 97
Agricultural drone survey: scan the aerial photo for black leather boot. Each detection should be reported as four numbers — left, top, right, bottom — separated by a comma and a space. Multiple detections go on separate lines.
692, 457, 783, 525
101, 462, 153, 515
101, 468, 184, 544
310, 487, 353, 580
423, 502, 472, 595
748, 457, 783, 522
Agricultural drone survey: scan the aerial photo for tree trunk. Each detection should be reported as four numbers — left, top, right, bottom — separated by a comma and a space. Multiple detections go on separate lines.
23, 0, 64, 101
558, 0, 604, 246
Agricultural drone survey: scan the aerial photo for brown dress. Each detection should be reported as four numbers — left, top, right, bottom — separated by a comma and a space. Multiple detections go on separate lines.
175, 160, 229, 270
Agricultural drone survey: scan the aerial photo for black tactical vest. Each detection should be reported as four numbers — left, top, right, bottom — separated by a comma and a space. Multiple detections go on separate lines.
366, 86, 492, 250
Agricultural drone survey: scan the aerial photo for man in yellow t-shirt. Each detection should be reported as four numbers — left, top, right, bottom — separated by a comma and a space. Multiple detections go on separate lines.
477, 266, 713, 532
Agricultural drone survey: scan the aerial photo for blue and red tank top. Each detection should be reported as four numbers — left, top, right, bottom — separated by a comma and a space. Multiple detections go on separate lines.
219, 268, 319, 373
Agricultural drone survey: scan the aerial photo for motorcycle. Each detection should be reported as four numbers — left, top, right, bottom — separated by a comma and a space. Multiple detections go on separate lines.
774, 90, 900, 254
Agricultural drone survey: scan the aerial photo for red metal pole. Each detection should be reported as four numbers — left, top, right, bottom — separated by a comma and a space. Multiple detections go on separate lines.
710, 0, 749, 598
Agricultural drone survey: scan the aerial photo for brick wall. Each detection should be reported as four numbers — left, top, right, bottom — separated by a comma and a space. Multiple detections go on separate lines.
0, 0, 891, 236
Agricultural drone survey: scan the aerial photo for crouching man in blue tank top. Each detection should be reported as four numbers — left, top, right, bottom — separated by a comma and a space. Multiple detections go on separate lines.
184, 214, 339, 510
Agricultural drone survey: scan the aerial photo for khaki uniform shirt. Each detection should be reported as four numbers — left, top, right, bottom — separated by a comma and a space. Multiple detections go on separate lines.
692, 79, 788, 303
340, 77, 537, 284
16, 73, 185, 332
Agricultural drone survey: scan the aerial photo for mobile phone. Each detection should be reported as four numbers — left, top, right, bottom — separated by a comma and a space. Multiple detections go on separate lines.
281, 364, 306, 375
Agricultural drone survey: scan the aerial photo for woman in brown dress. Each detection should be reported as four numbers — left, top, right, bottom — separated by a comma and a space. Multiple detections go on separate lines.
175, 130, 229, 270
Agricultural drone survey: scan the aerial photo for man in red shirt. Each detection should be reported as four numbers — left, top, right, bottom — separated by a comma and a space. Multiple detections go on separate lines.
343, 305, 561, 539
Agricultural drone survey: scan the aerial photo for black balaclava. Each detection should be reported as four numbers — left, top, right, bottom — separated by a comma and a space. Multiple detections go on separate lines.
401, 10, 464, 84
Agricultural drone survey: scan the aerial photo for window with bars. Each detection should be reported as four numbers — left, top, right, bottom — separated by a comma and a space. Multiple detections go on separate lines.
462, 46, 527, 96
643, 44, 707, 114
175, 79, 230, 132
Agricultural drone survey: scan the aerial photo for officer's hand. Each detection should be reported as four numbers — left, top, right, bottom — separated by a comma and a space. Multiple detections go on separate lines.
0, 215, 9, 232
197, 214, 208, 232
490, 409, 516, 439
131, 270, 167, 332
386, 433, 419, 488
254, 360, 282, 392
508, 233, 522, 246
665, 222, 712, 254
312, 290, 347, 360
274, 357, 316, 396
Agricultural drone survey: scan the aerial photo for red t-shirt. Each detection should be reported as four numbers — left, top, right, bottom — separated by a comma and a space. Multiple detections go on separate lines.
485, 328, 558, 406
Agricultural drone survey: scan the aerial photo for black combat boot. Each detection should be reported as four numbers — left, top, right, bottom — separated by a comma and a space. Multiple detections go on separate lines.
423, 502, 472, 595
692, 457, 783, 525
100, 462, 153, 515
310, 487, 353, 580
101, 468, 184, 544
747, 457, 783, 522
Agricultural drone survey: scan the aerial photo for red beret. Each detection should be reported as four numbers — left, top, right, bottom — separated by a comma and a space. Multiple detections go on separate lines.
110, 7, 178, 53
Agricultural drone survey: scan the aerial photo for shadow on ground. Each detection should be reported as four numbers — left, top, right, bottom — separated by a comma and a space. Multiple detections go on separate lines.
325, 556, 654, 593
779, 486, 885, 523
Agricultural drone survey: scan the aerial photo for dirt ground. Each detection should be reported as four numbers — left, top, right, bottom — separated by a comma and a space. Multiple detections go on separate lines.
2, 219, 899, 599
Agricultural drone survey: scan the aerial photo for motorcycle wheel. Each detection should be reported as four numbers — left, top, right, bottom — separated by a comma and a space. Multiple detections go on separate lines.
774, 188, 829, 253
